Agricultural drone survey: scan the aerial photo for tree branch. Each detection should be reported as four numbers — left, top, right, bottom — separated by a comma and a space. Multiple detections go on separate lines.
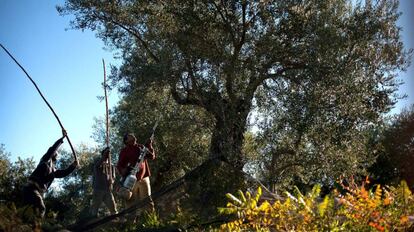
170, 83, 203, 107
245, 67, 287, 101
211, 1, 236, 43
92, 11, 160, 63
225, 1, 249, 104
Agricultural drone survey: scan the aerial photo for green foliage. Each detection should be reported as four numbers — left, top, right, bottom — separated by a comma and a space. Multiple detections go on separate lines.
0, 144, 10, 176
369, 105, 414, 187
91, 116, 124, 155
0, 203, 67, 232
0, 145, 35, 206
167, 206, 197, 229
219, 179, 414, 231
0, 203, 36, 232
249, 0, 412, 189
140, 211, 164, 228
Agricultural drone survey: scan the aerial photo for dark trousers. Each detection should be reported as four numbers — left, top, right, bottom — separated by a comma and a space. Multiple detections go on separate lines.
90, 189, 118, 217
22, 184, 45, 218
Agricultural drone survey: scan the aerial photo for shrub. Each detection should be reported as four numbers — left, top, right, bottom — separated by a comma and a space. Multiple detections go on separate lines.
219, 178, 414, 231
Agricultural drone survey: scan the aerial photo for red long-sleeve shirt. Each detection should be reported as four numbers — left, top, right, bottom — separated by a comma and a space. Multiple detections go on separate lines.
116, 143, 155, 181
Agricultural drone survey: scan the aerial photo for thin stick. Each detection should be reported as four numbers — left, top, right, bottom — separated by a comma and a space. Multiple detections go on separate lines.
151, 93, 171, 139
102, 59, 112, 181
0, 43, 77, 162
103, 59, 110, 147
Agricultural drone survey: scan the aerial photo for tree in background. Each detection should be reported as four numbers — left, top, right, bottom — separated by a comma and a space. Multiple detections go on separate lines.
369, 105, 414, 188
0, 145, 35, 206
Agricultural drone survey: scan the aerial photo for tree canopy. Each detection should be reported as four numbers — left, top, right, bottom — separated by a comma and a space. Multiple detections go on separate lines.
58, 0, 410, 175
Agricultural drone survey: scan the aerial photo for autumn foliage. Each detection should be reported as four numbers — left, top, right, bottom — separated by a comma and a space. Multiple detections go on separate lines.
219, 178, 414, 231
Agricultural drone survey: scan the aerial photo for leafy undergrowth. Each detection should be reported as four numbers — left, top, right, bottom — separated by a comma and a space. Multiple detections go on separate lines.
3, 178, 414, 231
0, 203, 64, 232
219, 178, 414, 231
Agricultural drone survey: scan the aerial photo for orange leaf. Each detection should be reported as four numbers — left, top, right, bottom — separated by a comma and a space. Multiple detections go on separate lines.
400, 216, 409, 224
383, 197, 391, 206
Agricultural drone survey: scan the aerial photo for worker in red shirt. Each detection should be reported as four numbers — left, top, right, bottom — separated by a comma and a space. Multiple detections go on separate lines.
117, 133, 155, 217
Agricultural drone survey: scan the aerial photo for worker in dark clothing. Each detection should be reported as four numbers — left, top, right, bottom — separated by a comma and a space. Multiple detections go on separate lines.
90, 147, 117, 217
22, 130, 78, 218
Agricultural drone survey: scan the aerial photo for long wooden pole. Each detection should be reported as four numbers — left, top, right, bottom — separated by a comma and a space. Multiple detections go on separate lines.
102, 59, 112, 181
103, 59, 110, 147
0, 43, 77, 162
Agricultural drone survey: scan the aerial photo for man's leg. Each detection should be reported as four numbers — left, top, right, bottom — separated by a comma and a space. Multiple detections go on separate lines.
125, 184, 139, 208
23, 185, 46, 219
103, 191, 118, 215
90, 190, 105, 217
137, 177, 155, 212
125, 183, 140, 222
34, 191, 46, 218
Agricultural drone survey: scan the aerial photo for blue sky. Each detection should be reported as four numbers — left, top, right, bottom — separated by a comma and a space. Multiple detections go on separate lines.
0, 1, 413, 162
393, 0, 414, 113
0, 1, 120, 162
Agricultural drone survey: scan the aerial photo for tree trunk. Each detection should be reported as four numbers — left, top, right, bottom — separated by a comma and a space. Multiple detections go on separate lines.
209, 100, 250, 170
